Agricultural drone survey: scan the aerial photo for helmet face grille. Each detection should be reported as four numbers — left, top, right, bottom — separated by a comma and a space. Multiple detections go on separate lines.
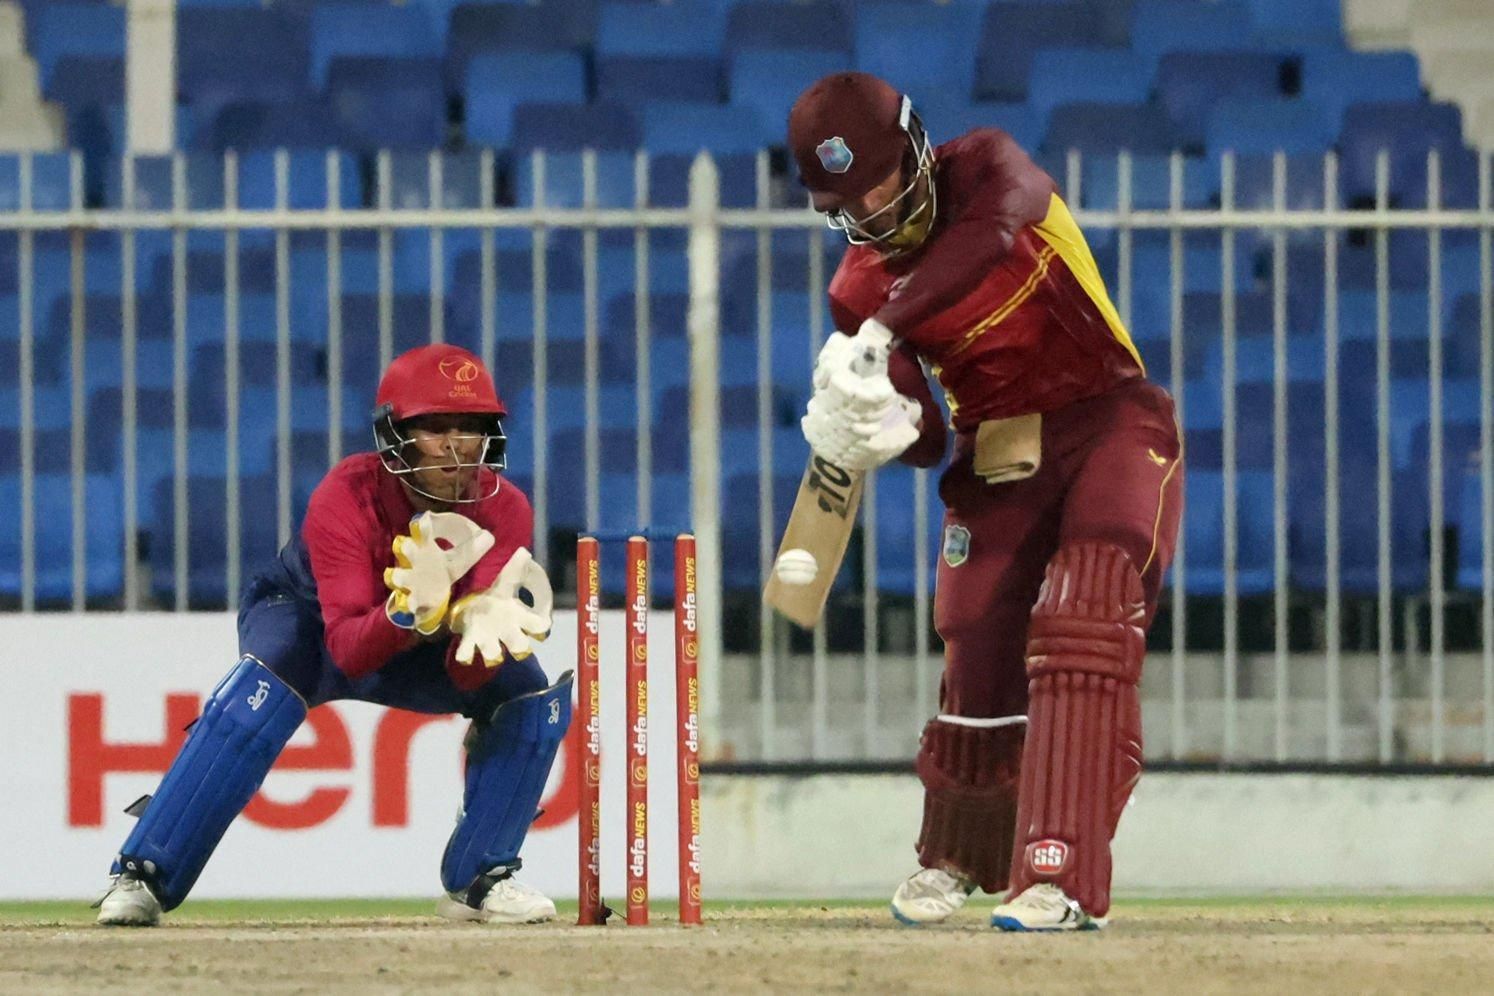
826, 110, 937, 254
373, 409, 507, 505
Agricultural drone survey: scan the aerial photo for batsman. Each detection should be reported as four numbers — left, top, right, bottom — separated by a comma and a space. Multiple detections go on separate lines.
787, 73, 1183, 931
94, 344, 569, 926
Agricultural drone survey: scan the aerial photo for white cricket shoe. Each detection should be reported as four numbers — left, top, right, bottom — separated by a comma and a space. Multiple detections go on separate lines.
94, 873, 162, 927
990, 883, 1104, 932
437, 876, 557, 924
890, 867, 976, 925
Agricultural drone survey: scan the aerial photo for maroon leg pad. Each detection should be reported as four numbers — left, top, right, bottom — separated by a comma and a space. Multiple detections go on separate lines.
915, 717, 1025, 894
1006, 542, 1146, 917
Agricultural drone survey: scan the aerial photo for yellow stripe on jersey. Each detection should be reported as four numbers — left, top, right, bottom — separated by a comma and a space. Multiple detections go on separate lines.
930, 361, 959, 421
1033, 193, 1145, 372
946, 243, 1058, 358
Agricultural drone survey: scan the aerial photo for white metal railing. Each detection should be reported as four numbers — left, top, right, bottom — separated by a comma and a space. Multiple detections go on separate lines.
1, 147, 1491, 768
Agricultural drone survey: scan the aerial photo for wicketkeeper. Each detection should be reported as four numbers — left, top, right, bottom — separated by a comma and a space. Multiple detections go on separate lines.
788, 73, 1184, 931
95, 344, 570, 926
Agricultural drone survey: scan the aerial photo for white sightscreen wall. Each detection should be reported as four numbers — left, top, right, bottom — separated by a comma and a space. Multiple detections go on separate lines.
3, 614, 1492, 900
0, 611, 684, 902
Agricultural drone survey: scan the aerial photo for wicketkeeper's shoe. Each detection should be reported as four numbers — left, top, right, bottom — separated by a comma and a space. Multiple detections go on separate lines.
990, 883, 1105, 932
437, 876, 557, 924
890, 867, 976, 925
93, 872, 162, 927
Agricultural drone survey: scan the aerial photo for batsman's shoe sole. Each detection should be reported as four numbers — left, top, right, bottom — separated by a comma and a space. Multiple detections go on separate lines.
890, 903, 928, 927
990, 913, 1105, 932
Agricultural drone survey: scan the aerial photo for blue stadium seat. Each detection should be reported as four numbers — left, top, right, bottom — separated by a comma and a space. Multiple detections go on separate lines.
99, 154, 227, 210
1457, 465, 1489, 592
1299, 50, 1422, 127
725, 2, 850, 55
1043, 104, 1180, 157
1155, 52, 1287, 152
647, 152, 760, 208
1339, 102, 1479, 210
309, 2, 442, 88
385, 150, 490, 210
1205, 98, 1335, 156
148, 473, 282, 608
25, 2, 125, 84
1201, 334, 1326, 387
659, 383, 802, 434
177, 7, 308, 112
595, 3, 727, 58
510, 103, 641, 154
1179, 469, 1275, 596
1025, 48, 1154, 121
510, 150, 637, 209
916, 98, 1043, 154
1230, 151, 1337, 212
43, 54, 122, 118
720, 470, 807, 591
1077, 154, 1216, 212
464, 51, 588, 149
853, 2, 985, 108
1445, 295, 1488, 380
444, 1, 598, 88
0, 473, 124, 602
641, 104, 771, 156
598, 56, 724, 105
729, 50, 852, 136
1247, 0, 1342, 46
872, 463, 938, 595
0, 152, 74, 211
973, 2, 1103, 102
195, 98, 347, 154
0, 425, 92, 475
326, 57, 448, 151
1129, 1, 1255, 68
1406, 420, 1482, 523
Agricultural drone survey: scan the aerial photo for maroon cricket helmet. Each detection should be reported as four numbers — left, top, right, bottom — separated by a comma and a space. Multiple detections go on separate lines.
788, 72, 907, 200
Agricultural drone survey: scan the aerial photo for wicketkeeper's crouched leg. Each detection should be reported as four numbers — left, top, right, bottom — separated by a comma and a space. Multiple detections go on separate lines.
105, 656, 306, 913
1004, 542, 1146, 918
440, 667, 573, 914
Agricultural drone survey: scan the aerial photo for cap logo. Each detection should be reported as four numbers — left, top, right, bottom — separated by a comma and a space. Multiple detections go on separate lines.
438, 356, 480, 383
815, 136, 854, 174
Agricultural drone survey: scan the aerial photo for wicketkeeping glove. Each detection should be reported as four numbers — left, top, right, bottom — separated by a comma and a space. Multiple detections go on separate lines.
383, 511, 495, 635
448, 547, 555, 667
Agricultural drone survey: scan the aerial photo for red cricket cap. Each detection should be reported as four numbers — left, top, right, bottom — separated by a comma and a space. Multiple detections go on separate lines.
375, 344, 506, 420
788, 72, 906, 199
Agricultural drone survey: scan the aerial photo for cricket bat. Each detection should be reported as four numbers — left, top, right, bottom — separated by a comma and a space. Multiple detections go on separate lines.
762, 453, 865, 629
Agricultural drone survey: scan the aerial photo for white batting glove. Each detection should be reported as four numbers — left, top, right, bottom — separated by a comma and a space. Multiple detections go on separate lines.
383, 511, 495, 635
449, 547, 555, 667
802, 319, 921, 471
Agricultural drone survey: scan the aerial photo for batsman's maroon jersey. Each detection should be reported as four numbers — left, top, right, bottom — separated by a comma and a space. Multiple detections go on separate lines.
297, 452, 533, 688
827, 128, 1145, 433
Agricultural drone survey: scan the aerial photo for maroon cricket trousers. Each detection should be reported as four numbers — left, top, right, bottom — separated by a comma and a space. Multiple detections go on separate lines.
933, 376, 1184, 718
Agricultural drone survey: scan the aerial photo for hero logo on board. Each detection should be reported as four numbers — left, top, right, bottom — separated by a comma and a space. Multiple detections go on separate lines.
66, 692, 580, 832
